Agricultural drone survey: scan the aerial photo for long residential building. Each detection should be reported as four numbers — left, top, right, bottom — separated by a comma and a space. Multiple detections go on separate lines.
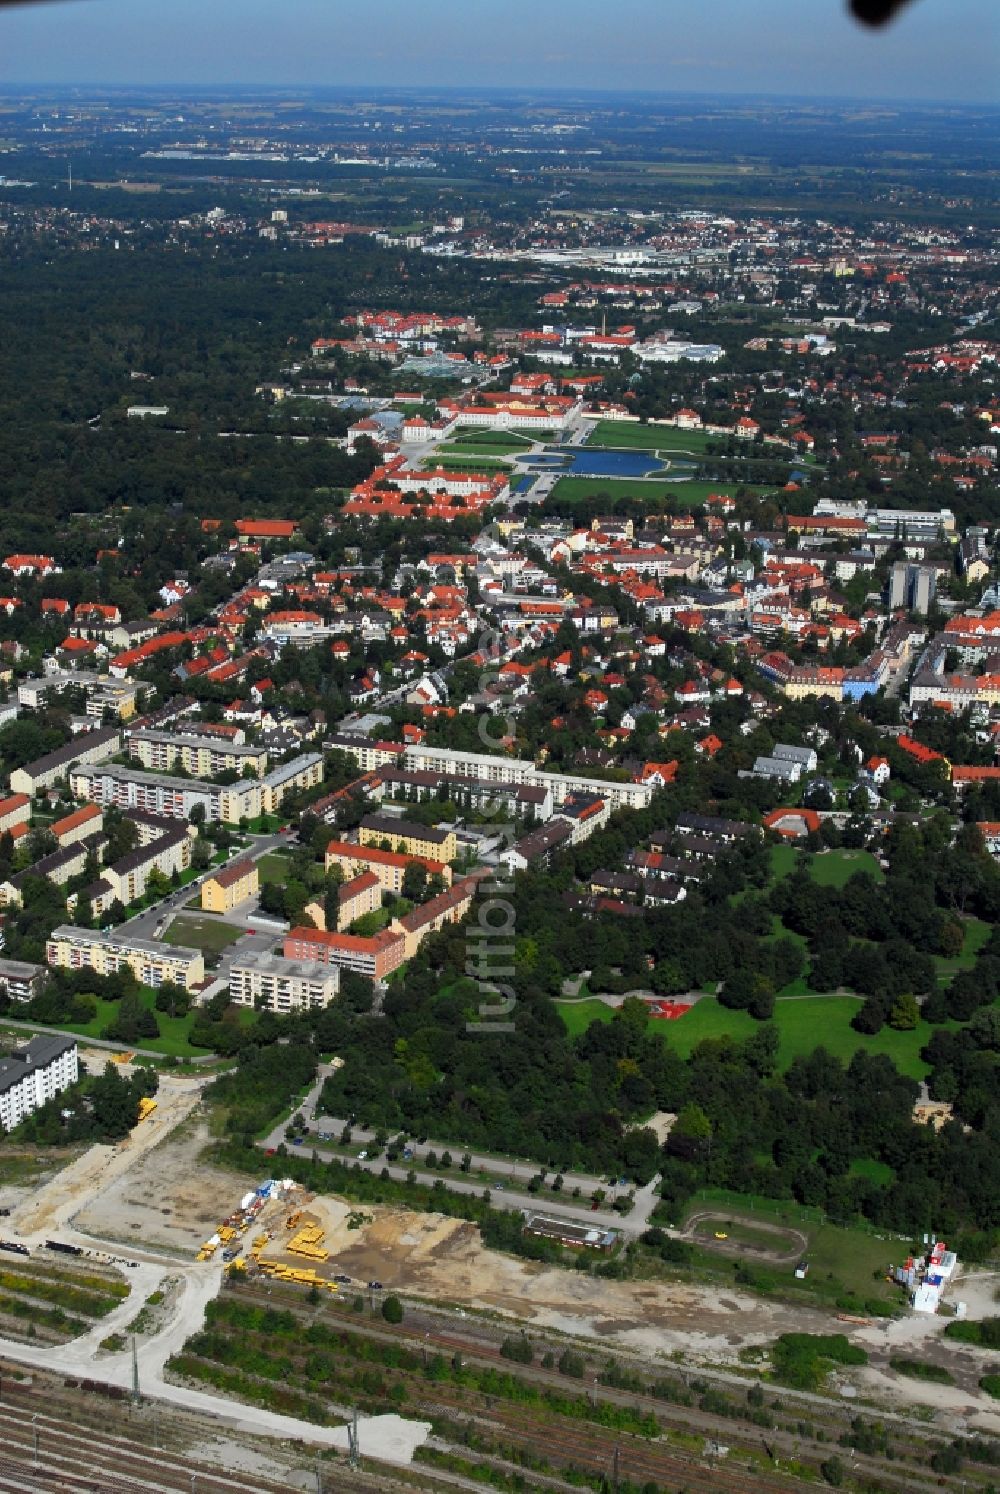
0, 1035, 78, 1133
9, 726, 121, 796
70, 762, 261, 825
0, 836, 107, 909
324, 839, 452, 892
0, 792, 30, 839
261, 753, 324, 811
344, 740, 653, 811
50, 803, 104, 847
284, 925, 406, 980
72, 824, 192, 920
374, 766, 552, 821
389, 872, 488, 961
358, 814, 457, 862
127, 729, 268, 779
46, 925, 205, 991
229, 951, 340, 1013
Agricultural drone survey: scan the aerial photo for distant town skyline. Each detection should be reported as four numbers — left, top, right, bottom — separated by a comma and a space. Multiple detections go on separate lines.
0, 0, 996, 103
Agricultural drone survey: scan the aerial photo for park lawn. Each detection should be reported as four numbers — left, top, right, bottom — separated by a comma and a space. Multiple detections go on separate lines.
932, 914, 986, 986
691, 1216, 793, 1252
849, 1156, 895, 1187
934, 915, 991, 983
437, 439, 524, 457
587, 421, 719, 454
42, 987, 208, 1058
450, 429, 533, 450
546, 476, 753, 507
810, 849, 885, 887
556, 994, 936, 1079
424, 453, 513, 471
256, 853, 292, 885
961, 917, 990, 957
163, 916, 243, 957
768, 843, 800, 882
803, 1219, 901, 1302
555, 998, 612, 1039
348, 905, 395, 936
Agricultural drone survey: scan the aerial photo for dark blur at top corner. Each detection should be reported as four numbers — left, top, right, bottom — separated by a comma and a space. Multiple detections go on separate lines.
849, 0, 917, 25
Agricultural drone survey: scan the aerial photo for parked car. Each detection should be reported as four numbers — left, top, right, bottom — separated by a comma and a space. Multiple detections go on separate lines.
357, 1150, 368, 1160
368, 1280, 383, 1290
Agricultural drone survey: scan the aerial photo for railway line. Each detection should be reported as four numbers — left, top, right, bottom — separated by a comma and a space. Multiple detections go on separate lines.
426, 1397, 813, 1494
228, 1280, 954, 1494
0, 1378, 309, 1494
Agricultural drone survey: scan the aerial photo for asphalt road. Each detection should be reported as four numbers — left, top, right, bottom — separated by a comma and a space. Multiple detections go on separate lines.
121, 830, 290, 942
261, 1077, 661, 1239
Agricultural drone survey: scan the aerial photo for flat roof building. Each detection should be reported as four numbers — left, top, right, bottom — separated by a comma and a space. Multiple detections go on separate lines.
46, 926, 205, 992
229, 951, 340, 1013
0, 1034, 78, 1132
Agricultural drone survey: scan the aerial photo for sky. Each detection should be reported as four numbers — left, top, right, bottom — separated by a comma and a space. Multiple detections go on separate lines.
0, 0, 996, 102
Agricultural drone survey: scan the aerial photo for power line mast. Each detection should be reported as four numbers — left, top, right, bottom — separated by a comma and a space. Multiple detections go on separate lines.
347, 1407, 359, 1470
131, 1335, 140, 1403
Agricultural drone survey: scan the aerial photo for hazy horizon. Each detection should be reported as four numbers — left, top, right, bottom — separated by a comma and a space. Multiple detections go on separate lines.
0, 0, 995, 104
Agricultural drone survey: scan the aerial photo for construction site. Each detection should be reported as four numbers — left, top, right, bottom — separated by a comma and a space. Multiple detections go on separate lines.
1, 1071, 999, 1493
197, 1178, 346, 1296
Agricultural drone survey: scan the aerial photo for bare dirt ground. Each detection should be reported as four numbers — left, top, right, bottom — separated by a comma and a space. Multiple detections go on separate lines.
41, 1108, 1000, 1436
257, 1195, 843, 1362
847, 1267, 1000, 1436
72, 1106, 258, 1255
12, 1074, 209, 1244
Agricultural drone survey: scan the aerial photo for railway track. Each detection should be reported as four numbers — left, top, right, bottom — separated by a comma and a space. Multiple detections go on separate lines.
0, 1382, 303, 1494
418, 1387, 813, 1494
427, 1423, 810, 1494
229, 1282, 953, 1494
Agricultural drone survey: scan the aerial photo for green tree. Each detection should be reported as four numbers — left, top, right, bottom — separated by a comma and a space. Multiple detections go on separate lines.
90, 1061, 139, 1141
889, 992, 919, 1031
381, 1295, 403, 1324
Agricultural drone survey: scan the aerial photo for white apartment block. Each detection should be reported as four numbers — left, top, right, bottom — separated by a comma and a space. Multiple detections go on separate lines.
70, 762, 262, 825
229, 952, 340, 1013
0, 1035, 78, 1132
402, 743, 653, 811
